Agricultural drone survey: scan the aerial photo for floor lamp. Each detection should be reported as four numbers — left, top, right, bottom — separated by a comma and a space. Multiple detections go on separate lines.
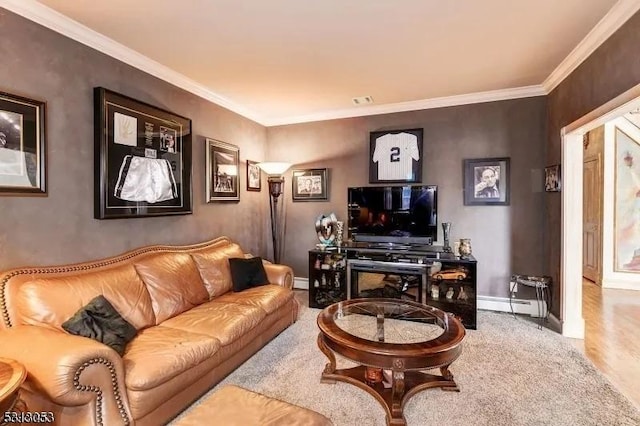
257, 162, 292, 264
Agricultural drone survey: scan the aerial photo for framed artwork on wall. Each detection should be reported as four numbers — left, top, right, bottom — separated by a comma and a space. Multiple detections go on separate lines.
206, 138, 240, 202
94, 87, 192, 219
369, 128, 423, 183
0, 90, 46, 196
614, 127, 640, 272
544, 164, 561, 192
246, 159, 261, 191
463, 157, 510, 206
292, 168, 328, 201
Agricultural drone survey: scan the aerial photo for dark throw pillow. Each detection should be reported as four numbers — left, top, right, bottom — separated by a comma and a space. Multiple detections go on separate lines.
62, 295, 137, 356
229, 257, 269, 292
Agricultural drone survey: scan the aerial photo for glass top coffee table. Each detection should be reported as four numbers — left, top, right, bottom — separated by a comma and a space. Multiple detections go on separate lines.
317, 298, 466, 426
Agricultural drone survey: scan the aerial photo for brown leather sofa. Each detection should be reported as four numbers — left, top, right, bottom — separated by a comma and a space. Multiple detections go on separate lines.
0, 237, 298, 425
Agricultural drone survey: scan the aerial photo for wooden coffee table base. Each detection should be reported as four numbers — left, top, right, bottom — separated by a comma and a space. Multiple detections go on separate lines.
318, 334, 460, 426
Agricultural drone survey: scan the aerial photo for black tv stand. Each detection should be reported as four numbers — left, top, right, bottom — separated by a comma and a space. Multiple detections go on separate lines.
308, 243, 478, 329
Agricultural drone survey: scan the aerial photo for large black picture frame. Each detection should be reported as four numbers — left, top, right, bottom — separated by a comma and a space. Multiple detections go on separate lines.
0, 90, 46, 196
369, 128, 423, 183
94, 87, 192, 219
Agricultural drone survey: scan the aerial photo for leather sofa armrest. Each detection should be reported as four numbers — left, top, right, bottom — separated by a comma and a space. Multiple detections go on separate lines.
0, 326, 132, 425
263, 263, 294, 290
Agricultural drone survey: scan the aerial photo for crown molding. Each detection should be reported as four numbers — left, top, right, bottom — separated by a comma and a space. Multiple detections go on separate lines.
2, 0, 635, 127
542, 0, 640, 93
0, 0, 266, 124
263, 85, 547, 126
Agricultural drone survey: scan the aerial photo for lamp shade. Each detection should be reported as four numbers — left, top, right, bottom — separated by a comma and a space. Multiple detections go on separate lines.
257, 162, 292, 176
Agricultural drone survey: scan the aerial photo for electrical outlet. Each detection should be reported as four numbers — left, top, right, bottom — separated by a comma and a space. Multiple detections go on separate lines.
509, 280, 518, 293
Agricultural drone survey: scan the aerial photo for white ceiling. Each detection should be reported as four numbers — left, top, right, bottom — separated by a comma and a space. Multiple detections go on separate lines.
6, 0, 639, 125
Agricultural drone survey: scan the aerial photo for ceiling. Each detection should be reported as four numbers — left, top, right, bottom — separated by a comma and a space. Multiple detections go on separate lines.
8, 1, 639, 125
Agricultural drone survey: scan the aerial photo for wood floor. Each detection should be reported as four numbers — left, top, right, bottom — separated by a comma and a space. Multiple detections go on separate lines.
570, 279, 640, 410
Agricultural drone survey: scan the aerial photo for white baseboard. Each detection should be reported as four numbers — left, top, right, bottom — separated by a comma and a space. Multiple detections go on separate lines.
295, 277, 547, 318
601, 277, 640, 290
294, 277, 309, 290
477, 295, 548, 318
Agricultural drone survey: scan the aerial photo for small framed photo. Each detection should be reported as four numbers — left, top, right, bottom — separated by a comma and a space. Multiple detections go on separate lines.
292, 168, 328, 201
0, 90, 46, 196
206, 138, 239, 202
545, 164, 561, 192
463, 157, 510, 206
246, 160, 261, 192
369, 128, 423, 183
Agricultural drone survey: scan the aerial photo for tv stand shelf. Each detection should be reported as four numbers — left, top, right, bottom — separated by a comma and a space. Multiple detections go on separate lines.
427, 255, 477, 329
308, 250, 348, 309
308, 246, 477, 329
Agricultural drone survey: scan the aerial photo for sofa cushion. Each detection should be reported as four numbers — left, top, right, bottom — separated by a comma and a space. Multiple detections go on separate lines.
62, 295, 138, 356
123, 326, 221, 391
214, 285, 294, 315
16, 263, 156, 330
134, 253, 209, 324
229, 257, 269, 292
191, 243, 244, 298
160, 301, 266, 346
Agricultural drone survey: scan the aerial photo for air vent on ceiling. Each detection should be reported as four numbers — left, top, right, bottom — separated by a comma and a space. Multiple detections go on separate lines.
352, 96, 374, 106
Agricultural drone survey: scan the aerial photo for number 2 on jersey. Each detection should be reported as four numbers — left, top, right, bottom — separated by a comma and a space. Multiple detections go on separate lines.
389, 147, 400, 162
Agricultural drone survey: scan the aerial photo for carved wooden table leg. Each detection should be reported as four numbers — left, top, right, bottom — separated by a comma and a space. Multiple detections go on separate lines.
317, 333, 337, 383
440, 365, 460, 392
389, 370, 406, 425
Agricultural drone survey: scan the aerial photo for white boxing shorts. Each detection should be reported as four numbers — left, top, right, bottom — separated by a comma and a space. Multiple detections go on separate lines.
114, 155, 178, 203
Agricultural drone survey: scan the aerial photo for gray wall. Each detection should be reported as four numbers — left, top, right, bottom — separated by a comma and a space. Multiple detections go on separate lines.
547, 10, 640, 317
5, 3, 639, 311
268, 97, 547, 299
0, 10, 269, 270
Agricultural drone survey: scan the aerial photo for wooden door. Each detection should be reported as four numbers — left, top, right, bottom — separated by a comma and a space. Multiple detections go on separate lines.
583, 154, 602, 284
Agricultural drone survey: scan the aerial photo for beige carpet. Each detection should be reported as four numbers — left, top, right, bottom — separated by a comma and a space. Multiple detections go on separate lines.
171, 301, 640, 426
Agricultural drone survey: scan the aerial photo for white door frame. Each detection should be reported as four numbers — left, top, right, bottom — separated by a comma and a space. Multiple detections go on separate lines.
560, 82, 640, 338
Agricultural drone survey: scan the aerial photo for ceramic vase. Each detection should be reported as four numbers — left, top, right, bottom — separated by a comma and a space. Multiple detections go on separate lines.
459, 238, 472, 258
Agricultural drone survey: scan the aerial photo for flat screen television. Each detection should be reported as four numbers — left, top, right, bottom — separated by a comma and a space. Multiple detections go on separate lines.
347, 185, 437, 244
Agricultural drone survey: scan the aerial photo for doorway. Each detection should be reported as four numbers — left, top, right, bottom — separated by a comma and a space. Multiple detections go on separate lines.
560, 83, 640, 339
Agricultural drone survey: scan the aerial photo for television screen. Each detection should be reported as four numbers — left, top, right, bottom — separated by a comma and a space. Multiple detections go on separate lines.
347, 185, 437, 243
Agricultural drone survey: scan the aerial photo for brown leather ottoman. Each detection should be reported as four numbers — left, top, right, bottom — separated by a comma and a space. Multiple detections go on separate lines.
173, 385, 333, 426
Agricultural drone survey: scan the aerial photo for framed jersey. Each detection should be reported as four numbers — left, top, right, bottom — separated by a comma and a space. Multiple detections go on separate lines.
369, 128, 423, 183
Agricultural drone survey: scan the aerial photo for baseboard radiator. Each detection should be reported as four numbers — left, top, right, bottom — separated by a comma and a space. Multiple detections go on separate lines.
294, 277, 547, 318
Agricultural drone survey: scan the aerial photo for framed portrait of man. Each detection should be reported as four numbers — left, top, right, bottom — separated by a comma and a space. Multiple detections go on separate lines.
463, 157, 510, 206
292, 168, 328, 201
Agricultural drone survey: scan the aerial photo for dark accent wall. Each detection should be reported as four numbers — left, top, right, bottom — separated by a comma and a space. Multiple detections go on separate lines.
267, 97, 547, 299
547, 11, 640, 317
3, 4, 638, 313
0, 10, 268, 270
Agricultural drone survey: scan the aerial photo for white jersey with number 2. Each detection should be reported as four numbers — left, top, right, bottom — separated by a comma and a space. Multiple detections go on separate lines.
372, 132, 419, 180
